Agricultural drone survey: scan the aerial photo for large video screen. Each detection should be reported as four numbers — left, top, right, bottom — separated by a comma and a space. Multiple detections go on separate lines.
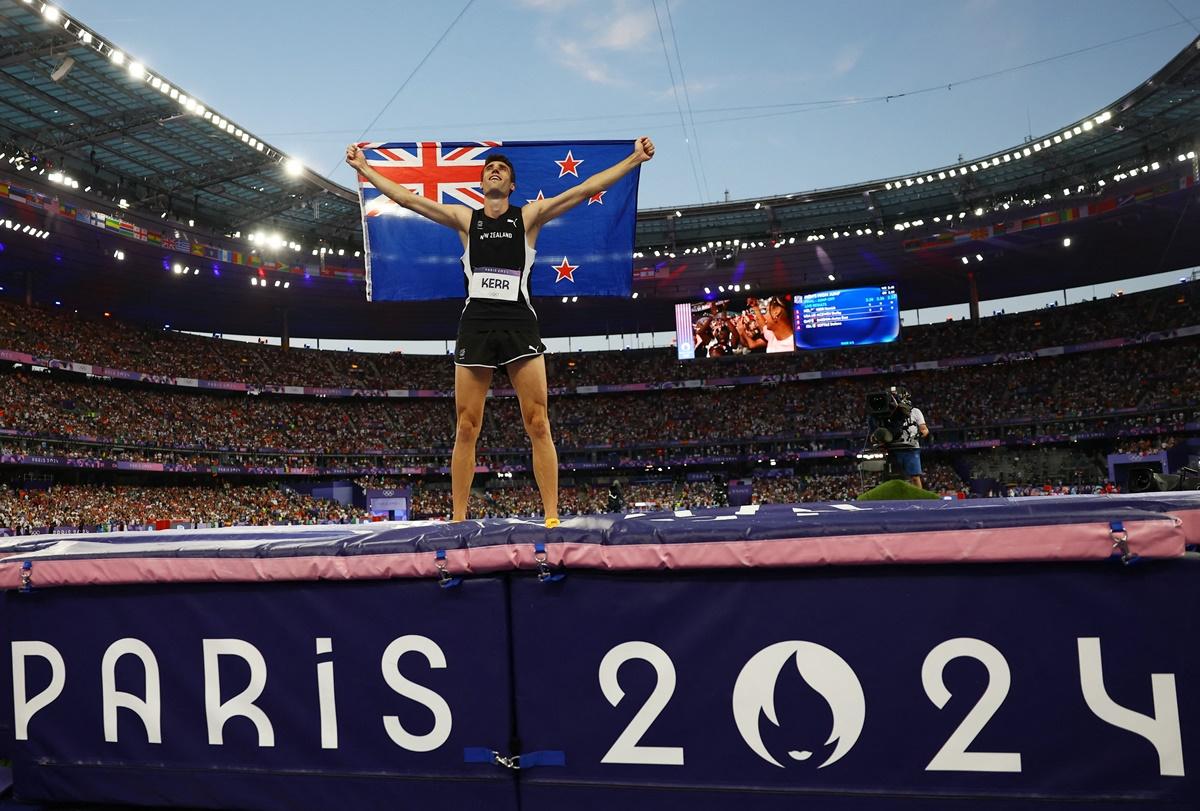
794, 284, 899, 350
675, 296, 796, 360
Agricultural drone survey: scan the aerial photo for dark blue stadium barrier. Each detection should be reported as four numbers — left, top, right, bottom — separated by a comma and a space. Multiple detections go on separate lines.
510, 562, 1199, 809
1, 579, 517, 811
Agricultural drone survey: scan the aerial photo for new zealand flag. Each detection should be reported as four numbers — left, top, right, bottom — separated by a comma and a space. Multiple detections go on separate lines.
355, 140, 639, 301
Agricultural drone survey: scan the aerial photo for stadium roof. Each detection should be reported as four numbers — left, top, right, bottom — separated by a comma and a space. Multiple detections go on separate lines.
0, 0, 361, 247
1, 0, 1199, 340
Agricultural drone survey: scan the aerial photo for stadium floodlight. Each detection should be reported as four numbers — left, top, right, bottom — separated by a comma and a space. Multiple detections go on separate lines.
571, 296, 578, 302
961, 257, 969, 265
42, 4, 60, 22
974, 207, 983, 216
79, 30, 92, 44
128, 62, 145, 79
561, 296, 567, 303
1082, 120, 1093, 131
975, 254, 983, 262
1190, 152, 1197, 160
754, 201, 761, 209
110, 49, 125, 66
1063, 238, 1072, 247
172, 263, 182, 274
631, 292, 638, 299
1003, 154, 1011, 163
274, 280, 281, 287
283, 282, 290, 289
827, 274, 835, 281
1073, 126, 1082, 135
704, 287, 710, 294
251, 278, 258, 286
675, 210, 682, 218
718, 285, 724, 293
1151, 161, 1160, 170
915, 177, 924, 184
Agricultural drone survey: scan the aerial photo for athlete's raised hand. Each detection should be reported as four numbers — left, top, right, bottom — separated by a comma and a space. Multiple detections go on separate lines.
345, 144, 368, 173
633, 136, 655, 163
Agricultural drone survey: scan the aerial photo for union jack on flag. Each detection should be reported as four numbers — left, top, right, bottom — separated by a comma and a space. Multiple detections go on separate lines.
355, 139, 640, 302
359, 141, 501, 217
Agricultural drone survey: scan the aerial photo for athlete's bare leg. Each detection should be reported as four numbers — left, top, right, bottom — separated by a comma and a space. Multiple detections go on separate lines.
507, 355, 558, 524
451, 364, 493, 521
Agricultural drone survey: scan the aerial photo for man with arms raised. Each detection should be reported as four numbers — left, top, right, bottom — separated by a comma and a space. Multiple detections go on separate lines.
346, 137, 655, 526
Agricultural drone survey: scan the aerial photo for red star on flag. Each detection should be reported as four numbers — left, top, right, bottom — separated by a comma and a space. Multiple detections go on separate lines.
587, 190, 606, 205
552, 257, 578, 283
526, 190, 546, 204
555, 150, 583, 178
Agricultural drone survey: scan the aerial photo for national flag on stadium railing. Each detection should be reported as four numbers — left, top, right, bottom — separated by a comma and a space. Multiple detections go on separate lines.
354, 140, 640, 302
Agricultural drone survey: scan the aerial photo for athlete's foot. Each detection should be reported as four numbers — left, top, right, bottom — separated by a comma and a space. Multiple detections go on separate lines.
544, 517, 560, 529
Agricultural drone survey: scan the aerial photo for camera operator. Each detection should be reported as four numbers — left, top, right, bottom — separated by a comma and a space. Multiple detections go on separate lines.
867, 385, 930, 489
607, 479, 626, 513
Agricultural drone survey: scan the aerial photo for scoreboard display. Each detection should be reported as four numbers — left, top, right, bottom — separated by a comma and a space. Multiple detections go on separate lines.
794, 284, 900, 349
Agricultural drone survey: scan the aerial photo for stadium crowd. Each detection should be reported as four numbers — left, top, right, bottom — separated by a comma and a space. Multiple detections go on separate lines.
1, 282, 1195, 390
0, 482, 370, 534
0, 336, 1195, 456
0, 285, 1195, 530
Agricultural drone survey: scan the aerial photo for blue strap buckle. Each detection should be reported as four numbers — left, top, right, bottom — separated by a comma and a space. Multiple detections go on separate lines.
464, 746, 566, 769
1109, 521, 1139, 565
434, 549, 462, 588
534, 542, 565, 583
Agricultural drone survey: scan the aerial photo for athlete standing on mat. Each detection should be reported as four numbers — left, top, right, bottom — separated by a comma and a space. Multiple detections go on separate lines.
346, 137, 655, 526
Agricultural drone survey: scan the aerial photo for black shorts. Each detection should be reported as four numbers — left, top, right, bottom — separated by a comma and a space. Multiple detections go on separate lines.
454, 326, 546, 368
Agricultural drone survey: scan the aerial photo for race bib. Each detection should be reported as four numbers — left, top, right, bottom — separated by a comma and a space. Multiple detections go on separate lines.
469, 266, 522, 301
